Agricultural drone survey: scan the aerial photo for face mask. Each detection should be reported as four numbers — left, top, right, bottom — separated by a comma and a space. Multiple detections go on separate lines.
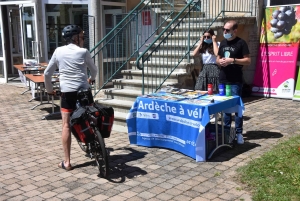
223, 33, 233, 39
204, 39, 212, 44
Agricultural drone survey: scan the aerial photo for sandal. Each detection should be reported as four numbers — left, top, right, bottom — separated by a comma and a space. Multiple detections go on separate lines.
58, 161, 73, 171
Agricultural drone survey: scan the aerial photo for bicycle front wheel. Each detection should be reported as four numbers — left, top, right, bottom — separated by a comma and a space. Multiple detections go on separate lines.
94, 128, 109, 178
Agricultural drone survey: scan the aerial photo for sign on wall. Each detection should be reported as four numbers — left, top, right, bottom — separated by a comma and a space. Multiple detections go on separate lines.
293, 66, 300, 100
252, 5, 300, 99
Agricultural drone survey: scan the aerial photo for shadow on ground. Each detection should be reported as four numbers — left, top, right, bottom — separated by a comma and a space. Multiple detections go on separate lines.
244, 130, 283, 140
106, 147, 148, 183
39, 106, 62, 120
242, 96, 267, 105
208, 130, 283, 162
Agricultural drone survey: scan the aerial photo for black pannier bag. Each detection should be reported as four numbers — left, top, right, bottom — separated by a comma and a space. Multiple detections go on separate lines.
93, 103, 114, 138
70, 106, 94, 143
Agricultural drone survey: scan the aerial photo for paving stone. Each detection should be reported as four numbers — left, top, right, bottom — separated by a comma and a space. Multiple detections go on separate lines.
56, 192, 74, 199
183, 190, 202, 198
148, 186, 166, 194
19, 184, 38, 192
118, 190, 138, 198
39, 191, 58, 199
75, 193, 92, 201
5, 189, 24, 197
2, 85, 299, 201
137, 191, 156, 199
4, 183, 21, 191
22, 189, 42, 198
201, 192, 220, 200
191, 197, 210, 201
126, 196, 144, 201
90, 194, 109, 201
156, 192, 174, 200
219, 192, 240, 200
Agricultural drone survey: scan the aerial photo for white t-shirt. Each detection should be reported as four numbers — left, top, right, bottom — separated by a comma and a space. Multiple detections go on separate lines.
201, 42, 220, 64
44, 44, 98, 93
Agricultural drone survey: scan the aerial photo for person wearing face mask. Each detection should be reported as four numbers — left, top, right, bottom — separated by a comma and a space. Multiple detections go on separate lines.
44, 25, 98, 170
216, 20, 251, 144
193, 29, 220, 92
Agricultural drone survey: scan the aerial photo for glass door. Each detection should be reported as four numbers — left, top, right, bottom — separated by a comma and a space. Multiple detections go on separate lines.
0, 6, 7, 83
103, 8, 122, 58
19, 3, 41, 65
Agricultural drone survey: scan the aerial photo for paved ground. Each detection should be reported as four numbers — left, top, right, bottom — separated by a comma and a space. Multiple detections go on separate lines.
1, 83, 300, 201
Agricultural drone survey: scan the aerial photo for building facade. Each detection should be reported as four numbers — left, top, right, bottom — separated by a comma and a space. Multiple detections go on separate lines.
0, 0, 140, 83
0, 0, 298, 85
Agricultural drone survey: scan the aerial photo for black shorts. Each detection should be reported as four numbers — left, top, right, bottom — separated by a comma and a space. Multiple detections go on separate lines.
60, 90, 94, 113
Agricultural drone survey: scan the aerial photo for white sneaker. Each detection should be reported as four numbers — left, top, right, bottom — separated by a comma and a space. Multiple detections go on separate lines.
236, 134, 244, 144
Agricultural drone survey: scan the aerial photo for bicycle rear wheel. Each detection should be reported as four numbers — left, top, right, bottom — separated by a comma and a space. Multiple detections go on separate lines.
77, 139, 88, 153
94, 128, 109, 178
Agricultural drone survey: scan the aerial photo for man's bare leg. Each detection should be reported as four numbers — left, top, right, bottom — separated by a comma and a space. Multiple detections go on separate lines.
59, 111, 72, 169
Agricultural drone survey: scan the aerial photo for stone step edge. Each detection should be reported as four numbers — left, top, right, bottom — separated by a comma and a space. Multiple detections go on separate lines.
95, 98, 133, 108
102, 88, 142, 97
111, 79, 177, 86
121, 70, 187, 76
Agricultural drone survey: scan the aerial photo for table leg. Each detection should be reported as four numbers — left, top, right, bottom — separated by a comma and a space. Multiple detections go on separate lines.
207, 112, 232, 160
31, 84, 59, 110
31, 84, 43, 109
41, 95, 61, 120
21, 79, 31, 95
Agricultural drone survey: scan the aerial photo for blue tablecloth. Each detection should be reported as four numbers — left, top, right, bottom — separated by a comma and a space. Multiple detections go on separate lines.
126, 94, 244, 162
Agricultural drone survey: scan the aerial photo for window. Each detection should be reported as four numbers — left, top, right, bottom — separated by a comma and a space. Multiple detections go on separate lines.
45, 4, 88, 59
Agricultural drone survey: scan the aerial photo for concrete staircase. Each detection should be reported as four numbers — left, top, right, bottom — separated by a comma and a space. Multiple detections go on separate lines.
94, 0, 256, 133
93, 1, 198, 133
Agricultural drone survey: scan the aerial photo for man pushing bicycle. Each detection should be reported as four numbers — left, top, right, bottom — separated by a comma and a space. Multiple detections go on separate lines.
44, 25, 98, 171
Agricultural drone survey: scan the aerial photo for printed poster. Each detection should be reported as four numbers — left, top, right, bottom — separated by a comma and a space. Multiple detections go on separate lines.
293, 67, 300, 100
252, 5, 300, 99
130, 10, 156, 52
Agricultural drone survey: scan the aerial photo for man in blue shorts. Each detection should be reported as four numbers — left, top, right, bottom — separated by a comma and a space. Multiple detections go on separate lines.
44, 25, 98, 170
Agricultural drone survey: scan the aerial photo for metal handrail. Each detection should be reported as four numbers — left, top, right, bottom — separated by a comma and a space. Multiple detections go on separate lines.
136, 0, 256, 94
90, 0, 149, 56
90, 0, 175, 96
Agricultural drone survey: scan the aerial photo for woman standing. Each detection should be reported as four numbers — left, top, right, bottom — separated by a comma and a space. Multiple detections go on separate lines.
193, 29, 219, 92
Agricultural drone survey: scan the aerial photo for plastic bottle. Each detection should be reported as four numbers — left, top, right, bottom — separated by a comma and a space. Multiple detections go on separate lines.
226, 84, 231, 96
207, 83, 213, 95
219, 83, 225, 96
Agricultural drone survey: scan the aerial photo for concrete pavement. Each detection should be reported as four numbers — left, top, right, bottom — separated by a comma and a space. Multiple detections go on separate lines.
1, 83, 300, 201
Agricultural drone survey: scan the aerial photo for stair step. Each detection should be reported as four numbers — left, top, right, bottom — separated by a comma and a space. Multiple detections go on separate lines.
171, 18, 222, 23
121, 69, 186, 82
156, 34, 202, 38
112, 79, 177, 86
114, 111, 128, 121
121, 69, 187, 77
102, 88, 141, 101
162, 24, 209, 30
139, 51, 195, 58
102, 88, 141, 97
96, 98, 133, 108
129, 60, 187, 68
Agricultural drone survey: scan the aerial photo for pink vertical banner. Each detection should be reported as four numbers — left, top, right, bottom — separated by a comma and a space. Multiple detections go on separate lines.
252, 43, 299, 98
252, 5, 300, 99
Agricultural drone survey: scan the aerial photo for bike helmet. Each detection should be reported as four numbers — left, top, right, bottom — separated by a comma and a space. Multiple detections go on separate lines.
62, 24, 82, 40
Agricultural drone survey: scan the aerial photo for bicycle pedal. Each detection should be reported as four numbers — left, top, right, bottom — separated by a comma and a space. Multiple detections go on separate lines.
89, 153, 94, 158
